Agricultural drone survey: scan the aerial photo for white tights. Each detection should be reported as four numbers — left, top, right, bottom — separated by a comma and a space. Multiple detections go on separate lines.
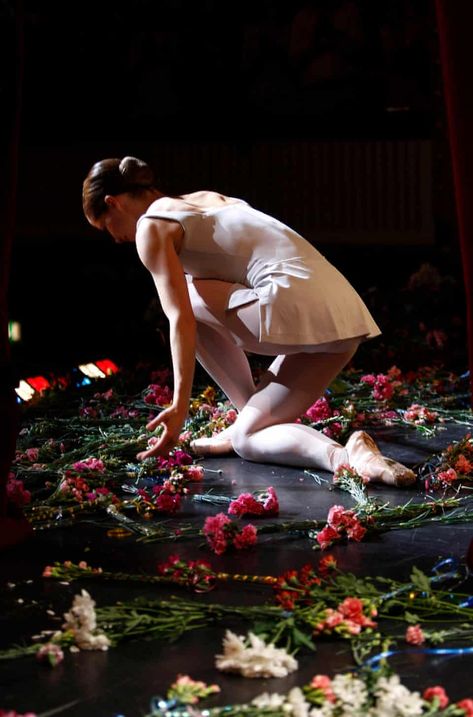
187, 279, 361, 472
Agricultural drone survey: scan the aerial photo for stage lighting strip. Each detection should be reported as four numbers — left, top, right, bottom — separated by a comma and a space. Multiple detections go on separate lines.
14, 359, 119, 401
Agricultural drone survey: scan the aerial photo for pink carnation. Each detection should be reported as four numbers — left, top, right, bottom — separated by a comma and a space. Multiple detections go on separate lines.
228, 492, 262, 517
25, 448, 39, 462
457, 699, 473, 717
36, 642, 64, 667
225, 408, 238, 424
233, 524, 257, 549
186, 465, 205, 482
310, 675, 336, 703
361, 373, 395, 400
327, 505, 348, 529
228, 487, 279, 517
405, 624, 425, 645
423, 686, 449, 709
345, 519, 367, 542
72, 457, 105, 473
144, 384, 173, 406
154, 492, 181, 513
203, 513, 232, 555
316, 525, 340, 550
437, 468, 458, 485
305, 397, 332, 422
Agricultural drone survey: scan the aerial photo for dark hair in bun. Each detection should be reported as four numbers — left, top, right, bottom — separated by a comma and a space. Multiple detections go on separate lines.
82, 156, 155, 221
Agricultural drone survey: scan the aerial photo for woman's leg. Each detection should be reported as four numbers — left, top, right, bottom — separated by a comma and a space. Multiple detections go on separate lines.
230, 350, 354, 471
231, 351, 416, 485
187, 279, 258, 453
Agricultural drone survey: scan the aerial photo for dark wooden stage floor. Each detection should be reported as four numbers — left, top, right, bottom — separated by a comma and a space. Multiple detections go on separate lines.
1, 422, 472, 716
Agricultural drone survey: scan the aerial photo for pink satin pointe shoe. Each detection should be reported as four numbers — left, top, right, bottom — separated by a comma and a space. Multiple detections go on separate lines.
344, 430, 416, 487
189, 432, 235, 456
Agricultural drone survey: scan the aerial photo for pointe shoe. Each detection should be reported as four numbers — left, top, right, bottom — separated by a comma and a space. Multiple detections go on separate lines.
345, 430, 416, 488
189, 435, 235, 456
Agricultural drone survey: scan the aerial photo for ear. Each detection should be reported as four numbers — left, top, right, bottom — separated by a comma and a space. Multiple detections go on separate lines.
104, 194, 119, 209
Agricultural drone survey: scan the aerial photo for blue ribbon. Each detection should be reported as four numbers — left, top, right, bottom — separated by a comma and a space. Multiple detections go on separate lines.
364, 646, 473, 670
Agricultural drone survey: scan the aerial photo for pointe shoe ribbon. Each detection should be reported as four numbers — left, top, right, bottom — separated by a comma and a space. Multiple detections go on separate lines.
345, 430, 416, 487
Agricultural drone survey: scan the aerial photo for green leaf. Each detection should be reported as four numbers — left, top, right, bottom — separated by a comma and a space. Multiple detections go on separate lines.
409, 566, 431, 596
291, 626, 316, 651
404, 611, 420, 624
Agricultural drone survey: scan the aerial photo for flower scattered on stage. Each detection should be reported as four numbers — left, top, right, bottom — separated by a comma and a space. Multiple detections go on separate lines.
423, 686, 449, 710
228, 486, 279, 517
405, 624, 425, 645
305, 396, 333, 422
166, 674, 220, 704
372, 674, 424, 717
61, 590, 111, 651
0, 711, 37, 717
203, 513, 257, 555
315, 504, 367, 550
36, 642, 64, 667
360, 372, 403, 402
457, 700, 473, 717
274, 563, 321, 610
140, 669, 473, 717
157, 554, 215, 591
215, 630, 298, 678
314, 597, 378, 638
251, 688, 306, 709
42, 560, 103, 580
143, 383, 173, 406
424, 433, 473, 491
57, 472, 117, 506
71, 457, 105, 473
404, 404, 439, 425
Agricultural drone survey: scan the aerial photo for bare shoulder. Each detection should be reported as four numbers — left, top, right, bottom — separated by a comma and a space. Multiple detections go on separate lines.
180, 190, 244, 208
136, 215, 183, 267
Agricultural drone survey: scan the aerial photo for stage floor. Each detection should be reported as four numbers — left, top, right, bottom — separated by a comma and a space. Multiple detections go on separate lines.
1, 424, 472, 716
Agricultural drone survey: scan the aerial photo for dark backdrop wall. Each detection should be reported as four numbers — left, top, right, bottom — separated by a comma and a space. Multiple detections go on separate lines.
6, 0, 465, 374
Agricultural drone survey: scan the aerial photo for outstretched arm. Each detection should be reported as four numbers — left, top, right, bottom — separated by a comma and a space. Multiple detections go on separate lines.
134, 218, 196, 459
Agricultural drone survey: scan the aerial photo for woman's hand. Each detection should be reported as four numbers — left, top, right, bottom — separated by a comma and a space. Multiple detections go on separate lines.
136, 405, 187, 460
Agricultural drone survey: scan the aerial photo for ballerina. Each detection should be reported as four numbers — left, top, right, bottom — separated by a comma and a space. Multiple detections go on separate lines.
82, 156, 415, 487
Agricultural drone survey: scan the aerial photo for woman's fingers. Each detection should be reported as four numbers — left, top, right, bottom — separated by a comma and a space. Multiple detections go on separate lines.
146, 413, 164, 431
136, 428, 170, 460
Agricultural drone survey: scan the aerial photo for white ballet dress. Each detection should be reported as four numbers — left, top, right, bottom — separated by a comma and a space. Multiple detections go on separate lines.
138, 198, 381, 349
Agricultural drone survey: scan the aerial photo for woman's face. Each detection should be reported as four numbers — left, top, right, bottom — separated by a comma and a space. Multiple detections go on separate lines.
92, 194, 138, 243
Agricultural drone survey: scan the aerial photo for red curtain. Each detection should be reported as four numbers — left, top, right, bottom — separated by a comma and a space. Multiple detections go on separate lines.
435, 1, 473, 403
0, 1, 24, 514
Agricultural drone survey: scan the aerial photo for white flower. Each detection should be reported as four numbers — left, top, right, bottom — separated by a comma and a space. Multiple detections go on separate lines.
63, 589, 97, 632
252, 688, 311, 716
331, 674, 368, 712
215, 630, 298, 678
287, 687, 311, 717
371, 675, 424, 717
62, 589, 111, 652
252, 692, 286, 708
309, 706, 335, 717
